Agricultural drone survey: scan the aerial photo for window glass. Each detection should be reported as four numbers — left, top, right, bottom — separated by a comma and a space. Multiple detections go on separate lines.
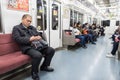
93, 18, 97, 24
70, 10, 73, 27
116, 21, 120, 26
37, 0, 47, 31
52, 4, 58, 30
88, 17, 91, 24
78, 13, 83, 24
74, 11, 77, 23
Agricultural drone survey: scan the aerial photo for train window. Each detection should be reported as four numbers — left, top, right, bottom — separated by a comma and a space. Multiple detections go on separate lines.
87, 17, 91, 24
37, 0, 47, 31
78, 13, 83, 24
74, 11, 77, 23
70, 10, 78, 27
70, 10, 74, 27
93, 18, 97, 24
101, 20, 110, 27
106, 20, 110, 26
116, 21, 119, 26
52, 4, 58, 30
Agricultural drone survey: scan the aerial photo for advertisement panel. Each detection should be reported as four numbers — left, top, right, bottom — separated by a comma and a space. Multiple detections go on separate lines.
8, 0, 29, 11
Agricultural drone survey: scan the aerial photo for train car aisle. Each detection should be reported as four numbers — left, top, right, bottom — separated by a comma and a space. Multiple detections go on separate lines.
10, 26, 120, 80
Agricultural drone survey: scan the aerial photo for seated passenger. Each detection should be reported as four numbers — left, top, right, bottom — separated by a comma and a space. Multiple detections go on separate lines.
89, 24, 98, 41
83, 23, 96, 44
99, 26, 105, 36
12, 14, 55, 80
77, 22, 89, 43
73, 22, 87, 48
96, 24, 102, 37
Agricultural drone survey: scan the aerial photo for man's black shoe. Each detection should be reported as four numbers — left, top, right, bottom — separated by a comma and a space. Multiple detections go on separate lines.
32, 77, 39, 80
82, 45, 87, 49
92, 42, 96, 45
84, 45, 87, 48
40, 66, 54, 72
32, 72, 40, 80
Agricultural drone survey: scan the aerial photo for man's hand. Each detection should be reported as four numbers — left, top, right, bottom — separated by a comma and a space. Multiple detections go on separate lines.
34, 36, 42, 40
30, 36, 42, 41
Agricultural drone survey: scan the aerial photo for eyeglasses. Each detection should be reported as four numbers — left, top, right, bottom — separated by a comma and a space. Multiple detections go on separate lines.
26, 20, 32, 23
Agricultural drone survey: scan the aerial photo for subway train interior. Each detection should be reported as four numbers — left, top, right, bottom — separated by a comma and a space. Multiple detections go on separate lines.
0, 0, 120, 80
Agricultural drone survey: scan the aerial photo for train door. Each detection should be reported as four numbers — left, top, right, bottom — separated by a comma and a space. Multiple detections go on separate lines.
37, 0, 49, 42
49, 1, 61, 48
37, 0, 61, 48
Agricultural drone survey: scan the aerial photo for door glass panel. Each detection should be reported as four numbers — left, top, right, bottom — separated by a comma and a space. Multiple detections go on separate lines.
37, 0, 47, 31
52, 4, 58, 30
43, 0, 47, 30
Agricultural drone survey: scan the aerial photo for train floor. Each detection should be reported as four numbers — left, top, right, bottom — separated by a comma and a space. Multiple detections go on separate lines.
9, 26, 120, 80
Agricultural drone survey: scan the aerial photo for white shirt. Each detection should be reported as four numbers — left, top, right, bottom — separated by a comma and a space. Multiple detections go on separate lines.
73, 28, 81, 35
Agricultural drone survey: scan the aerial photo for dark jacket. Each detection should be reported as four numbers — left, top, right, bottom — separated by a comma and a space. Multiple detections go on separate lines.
12, 23, 39, 53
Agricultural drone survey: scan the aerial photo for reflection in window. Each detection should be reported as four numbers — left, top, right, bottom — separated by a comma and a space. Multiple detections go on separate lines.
37, 0, 47, 31
52, 4, 58, 30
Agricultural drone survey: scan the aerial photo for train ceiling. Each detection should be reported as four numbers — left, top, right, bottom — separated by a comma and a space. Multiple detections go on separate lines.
95, 0, 119, 7
94, 0, 120, 19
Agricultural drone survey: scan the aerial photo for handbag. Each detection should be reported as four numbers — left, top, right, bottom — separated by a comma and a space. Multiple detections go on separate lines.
31, 40, 48, 50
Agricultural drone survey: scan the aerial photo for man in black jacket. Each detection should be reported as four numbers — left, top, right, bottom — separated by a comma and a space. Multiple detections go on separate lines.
12, 14, 55, 80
